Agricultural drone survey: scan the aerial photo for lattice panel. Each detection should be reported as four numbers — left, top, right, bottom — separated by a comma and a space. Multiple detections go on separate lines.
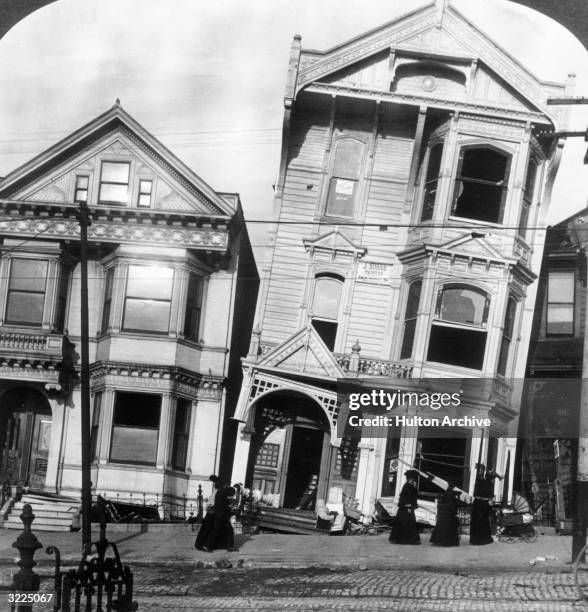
249, 376, 280, 402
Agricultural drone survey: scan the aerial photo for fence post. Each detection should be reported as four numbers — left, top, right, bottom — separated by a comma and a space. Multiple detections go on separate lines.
196, 485, 204, 523
11, 504, 42, 612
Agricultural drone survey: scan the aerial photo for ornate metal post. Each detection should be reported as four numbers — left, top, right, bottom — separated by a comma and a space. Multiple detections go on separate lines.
12, 504, 42, 612
196, 484, 203, 522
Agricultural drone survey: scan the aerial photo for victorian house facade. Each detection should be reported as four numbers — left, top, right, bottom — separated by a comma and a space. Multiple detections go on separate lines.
0, 104, 258, 519
229, 0, 569, 516
517, 214, 586, 529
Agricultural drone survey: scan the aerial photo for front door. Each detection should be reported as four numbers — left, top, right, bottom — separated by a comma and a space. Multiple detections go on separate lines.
282, 426, 324, 509
0, 389, 52, 489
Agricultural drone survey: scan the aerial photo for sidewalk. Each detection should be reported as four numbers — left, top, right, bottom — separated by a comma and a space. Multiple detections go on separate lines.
0, 525, 575, 579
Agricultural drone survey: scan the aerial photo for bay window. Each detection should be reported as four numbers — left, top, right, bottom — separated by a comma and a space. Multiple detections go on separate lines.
5, 258, 48, 326
427, 284, 490, 369
110, 392, 161, 465
122, 265, 174, 333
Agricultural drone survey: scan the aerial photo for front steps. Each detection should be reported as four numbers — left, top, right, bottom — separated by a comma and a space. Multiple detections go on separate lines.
3, 491, 81, 532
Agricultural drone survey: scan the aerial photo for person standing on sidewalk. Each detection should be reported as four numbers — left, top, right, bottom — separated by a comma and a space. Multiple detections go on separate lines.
470, 469, 494, 545
389, 470, 420, 545
203, 486, 238, 552
195, 475, 222, 550
430, 485, 460, 547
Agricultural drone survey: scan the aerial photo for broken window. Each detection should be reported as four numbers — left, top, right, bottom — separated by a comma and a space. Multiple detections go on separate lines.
497, 295, 517, 376
547, 270, 574, 335
325, 139, 364, 218
427, 284, 489, 369
421, 143, 444, 221
311, 274, 343, 350
400, 280, 422, 359
518, 158, 538, 240
451, 146, 511, 224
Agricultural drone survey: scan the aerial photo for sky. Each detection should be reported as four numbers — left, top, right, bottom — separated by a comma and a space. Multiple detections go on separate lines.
1, 0, 588, 263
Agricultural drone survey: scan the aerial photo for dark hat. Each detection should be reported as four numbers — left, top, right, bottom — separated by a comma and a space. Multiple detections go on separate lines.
225, 486, 236, 497
209, 474, 219, 482
404, 470, 419, 479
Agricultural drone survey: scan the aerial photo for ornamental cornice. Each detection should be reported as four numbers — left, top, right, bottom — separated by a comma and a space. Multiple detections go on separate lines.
0, 359, 60, 381
89, 361, 224, 400
303, 83, 549, 124
0, 203, 229, 251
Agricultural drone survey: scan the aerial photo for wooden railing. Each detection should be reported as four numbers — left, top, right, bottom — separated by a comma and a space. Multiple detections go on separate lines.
335, 353, 413, 378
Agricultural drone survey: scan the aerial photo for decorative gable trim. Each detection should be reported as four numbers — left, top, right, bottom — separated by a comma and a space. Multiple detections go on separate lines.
257, 325, 345, 379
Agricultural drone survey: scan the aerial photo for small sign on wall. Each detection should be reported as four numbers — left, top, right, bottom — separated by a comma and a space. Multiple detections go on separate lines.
357, 262, 393, 284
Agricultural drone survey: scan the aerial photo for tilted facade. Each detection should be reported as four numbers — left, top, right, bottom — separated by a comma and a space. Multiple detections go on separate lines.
230, 0, 569, 515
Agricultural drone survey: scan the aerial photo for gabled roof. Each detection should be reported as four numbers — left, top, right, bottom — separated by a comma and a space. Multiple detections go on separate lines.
293, 0, 565, 124
0, 102, 234, 217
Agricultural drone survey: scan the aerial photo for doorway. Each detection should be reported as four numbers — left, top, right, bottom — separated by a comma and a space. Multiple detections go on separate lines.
0, 388, 52, 489
283, 426, 324, 509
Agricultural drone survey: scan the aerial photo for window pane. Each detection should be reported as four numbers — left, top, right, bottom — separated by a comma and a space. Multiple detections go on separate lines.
326, 178, 355, 217
547, 305, 573, 335
453, 180, 504, 223
138, 194, 151, 208
102, 161, 130, 183
405, 281, 422, 319
139, 179, 152, 194
311, 319, 337, 351
113, 392, 161, 427
6, 292, 44, 324
123, 299, 171, 332
127, 266, 174, 299
312, 277, 342, 319
524, 159, 538, 200
425, 143, 444, 181
427, 325, 487, 369
333, 140, 363, 178
461, 148, 508, 183
110, 427, 158, 464
400, 319, 416, 359
99, 183, 128, 204
76, 176, 89, 189
548, 272, 574, 302
10, 259, 47, 292
439, 287, 488, 326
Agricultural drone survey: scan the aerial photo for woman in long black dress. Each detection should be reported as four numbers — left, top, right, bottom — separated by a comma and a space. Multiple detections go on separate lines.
430, 486, 460, 547
470, 471, 494, 545
389, 470, 420, 545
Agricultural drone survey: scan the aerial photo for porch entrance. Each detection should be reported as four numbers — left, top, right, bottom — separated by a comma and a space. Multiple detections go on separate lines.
0, 387, 52, 489
247, 391, 334, 511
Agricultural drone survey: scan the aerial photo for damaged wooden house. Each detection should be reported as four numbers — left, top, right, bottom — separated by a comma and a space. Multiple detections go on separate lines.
227, 0, 570, 529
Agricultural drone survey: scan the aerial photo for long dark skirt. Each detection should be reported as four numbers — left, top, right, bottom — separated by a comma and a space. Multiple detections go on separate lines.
195, 513, 215, 549
204, 518, 234, 551
430, 505, 459, 547
469, 500, 493, 545
389, 508, 420, 545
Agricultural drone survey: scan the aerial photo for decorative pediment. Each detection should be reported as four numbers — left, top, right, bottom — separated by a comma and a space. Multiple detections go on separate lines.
257, 326, 345, 379
303, 229, 366, 259
295, 1, 563, 124
439, 233, 506, 261
0, 103, 234, 217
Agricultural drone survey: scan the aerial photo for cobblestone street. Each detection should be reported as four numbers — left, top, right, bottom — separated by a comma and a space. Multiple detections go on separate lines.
126, 566, 588, 611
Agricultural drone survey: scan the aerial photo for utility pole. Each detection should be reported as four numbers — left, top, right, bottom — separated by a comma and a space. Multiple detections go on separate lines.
75, 198, 92, 549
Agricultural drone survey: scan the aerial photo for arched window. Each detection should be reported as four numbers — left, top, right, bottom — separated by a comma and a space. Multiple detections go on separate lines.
400, 280, 422, 359
451, 146, 511, 224
427, 284, 490, 369
325, 139, 365, 218
311, 274, 343, 350
421, 143, 444, 222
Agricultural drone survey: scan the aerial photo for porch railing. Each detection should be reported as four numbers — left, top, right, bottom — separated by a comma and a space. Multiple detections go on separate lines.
0, 331, 63, 355
334, 353, 413, 378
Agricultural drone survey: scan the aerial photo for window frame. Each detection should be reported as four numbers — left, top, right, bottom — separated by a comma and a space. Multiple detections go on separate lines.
101, 267, 115, 335
427, 283, 490, 370
90, 392, 102, 462
98, 160, 131, 206
122, 264, 174, 334
497, 295, 517, 377
109, 391, 161, 466
74, 174, 89, 204
546, 270, 575, 337
310, 273, 344, 351
5, 257, 49, 327
400, 280, 422, 359
171, 398, 191, 471
450, 144, 512, 225
137, 179, 153, 208
518, 157, 539, 240
183, 272, 204, 342
323, 137, 366, 220
420, 142, 444, 222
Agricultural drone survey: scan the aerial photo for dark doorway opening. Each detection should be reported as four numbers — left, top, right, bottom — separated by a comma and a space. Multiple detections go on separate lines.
283, 426, 324, 509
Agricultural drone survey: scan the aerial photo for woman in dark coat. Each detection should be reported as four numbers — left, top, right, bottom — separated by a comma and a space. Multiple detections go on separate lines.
470, 471, 494, 545
195, 476, 222, 550
389, 470, 420, 545
430, 486, 460, 547
203, 486, 237, 552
